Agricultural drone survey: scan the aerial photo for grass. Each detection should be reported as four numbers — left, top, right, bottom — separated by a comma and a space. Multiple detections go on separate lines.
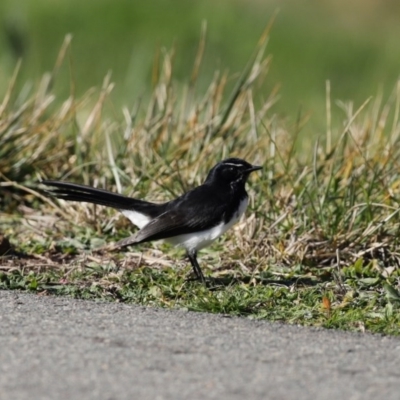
1, 30, 400, 335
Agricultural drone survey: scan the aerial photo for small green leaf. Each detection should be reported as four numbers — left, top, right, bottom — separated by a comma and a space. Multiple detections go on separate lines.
383, 282, 400, 301
148, 286, 162, 298
385, 302, 393, 318
359, 277, 380, 286
353, 258, 364, 275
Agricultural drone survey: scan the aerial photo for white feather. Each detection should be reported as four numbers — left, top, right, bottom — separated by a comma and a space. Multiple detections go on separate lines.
121, 210, 151, 229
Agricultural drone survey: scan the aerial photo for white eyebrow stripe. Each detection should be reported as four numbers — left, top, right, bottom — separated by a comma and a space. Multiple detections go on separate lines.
223, 163, 246, 168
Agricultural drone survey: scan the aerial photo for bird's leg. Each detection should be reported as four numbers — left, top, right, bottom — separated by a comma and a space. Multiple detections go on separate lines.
187, 250, 206, 284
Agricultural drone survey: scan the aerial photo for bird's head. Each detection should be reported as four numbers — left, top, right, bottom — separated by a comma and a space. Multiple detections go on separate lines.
205, 158, 262, 186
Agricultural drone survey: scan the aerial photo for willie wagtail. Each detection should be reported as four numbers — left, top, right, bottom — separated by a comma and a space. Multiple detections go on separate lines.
42, 158, 262, 283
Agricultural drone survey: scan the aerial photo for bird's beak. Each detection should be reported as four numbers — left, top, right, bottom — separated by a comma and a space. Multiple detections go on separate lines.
246, 165, 262, 173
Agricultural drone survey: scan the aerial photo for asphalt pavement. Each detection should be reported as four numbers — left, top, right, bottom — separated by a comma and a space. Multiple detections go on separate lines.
1, 290, 400, 400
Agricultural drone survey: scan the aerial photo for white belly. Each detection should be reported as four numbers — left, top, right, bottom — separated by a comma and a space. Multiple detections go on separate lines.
167, 197, 248, 251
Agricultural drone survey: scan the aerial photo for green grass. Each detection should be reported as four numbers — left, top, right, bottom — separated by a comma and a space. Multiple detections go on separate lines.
1, 247, 400, 335
1, 29, 400, 336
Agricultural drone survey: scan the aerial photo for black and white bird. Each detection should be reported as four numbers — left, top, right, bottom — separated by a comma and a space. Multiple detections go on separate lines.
42, 158, 262, 283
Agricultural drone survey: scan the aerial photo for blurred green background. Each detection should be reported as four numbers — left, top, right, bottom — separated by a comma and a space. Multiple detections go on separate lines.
0, 0, 399, 130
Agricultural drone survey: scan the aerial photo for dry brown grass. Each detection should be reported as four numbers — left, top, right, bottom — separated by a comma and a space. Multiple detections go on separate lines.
1, 28, 400, 282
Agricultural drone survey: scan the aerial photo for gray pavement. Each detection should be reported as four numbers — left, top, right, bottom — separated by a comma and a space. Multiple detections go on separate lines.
0, 290, 400, 400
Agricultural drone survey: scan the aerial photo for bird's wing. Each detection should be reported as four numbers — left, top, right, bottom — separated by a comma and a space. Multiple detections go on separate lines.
114, 207, 224, 248
113, 186, 231, 248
